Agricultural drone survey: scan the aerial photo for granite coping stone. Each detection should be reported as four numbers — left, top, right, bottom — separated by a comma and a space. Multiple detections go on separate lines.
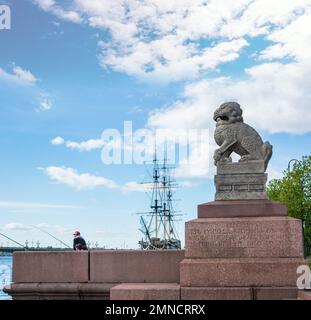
198, 200, 287, 218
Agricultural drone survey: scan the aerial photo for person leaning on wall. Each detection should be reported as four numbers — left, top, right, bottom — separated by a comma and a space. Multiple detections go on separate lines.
73, 231, 88, 251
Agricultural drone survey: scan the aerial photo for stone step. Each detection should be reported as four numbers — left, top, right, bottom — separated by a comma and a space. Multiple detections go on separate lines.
110, 283, 180, 300
298, 290, 311, 300
181, 287, 298, 300
180, 257, 307, 287
4, 283, 113, 300
198, 200, 287, 218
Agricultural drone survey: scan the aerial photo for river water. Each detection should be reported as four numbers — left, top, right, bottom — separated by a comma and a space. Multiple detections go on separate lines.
0, 256, 12, 300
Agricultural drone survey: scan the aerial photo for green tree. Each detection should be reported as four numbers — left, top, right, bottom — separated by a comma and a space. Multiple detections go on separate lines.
267, 155, 311, 257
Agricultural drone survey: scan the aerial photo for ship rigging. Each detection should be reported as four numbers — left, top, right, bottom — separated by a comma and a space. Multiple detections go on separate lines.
138, 153, 182, 250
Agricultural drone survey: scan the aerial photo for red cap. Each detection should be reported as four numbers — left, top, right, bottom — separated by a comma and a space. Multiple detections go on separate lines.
73, 231, 80, 236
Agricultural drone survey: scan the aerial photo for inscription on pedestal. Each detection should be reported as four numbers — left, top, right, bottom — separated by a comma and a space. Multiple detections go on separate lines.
215, 172, 268, 200
185, 217, 304, 258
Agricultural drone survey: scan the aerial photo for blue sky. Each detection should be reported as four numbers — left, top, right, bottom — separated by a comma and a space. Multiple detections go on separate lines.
0, 0, 310, 248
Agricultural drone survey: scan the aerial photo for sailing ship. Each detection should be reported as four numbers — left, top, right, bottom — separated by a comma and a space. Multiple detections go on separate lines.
138, 153, 181, 249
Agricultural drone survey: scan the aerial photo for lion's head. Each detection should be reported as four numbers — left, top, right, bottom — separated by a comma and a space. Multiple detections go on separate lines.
213, 101, 243, 125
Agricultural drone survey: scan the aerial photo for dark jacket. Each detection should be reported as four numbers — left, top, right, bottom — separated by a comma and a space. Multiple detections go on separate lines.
73, 236, 88, 250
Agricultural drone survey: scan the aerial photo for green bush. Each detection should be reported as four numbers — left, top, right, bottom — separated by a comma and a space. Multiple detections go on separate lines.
267, 155, 311, 257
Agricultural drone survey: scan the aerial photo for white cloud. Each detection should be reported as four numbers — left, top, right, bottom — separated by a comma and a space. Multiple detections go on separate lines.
0, 200, 80, 210
38, 93, 53, 111
31, 0, 311, 82
33, 0, 55, 11
51, 135, 122, 152
148, 59, 311, 135
259, 8, 311, 61
0, 65, 37, 86
174, 155, 214, 179
66, 138, 104, 151
0, 65, 53, 111
44, 166, 118, 190
33, 0, 81, 23
98, 37, 248, 82
92, 1, 251, 82
43, 166, 148, 192
32, 1, 311, 179
267, 166, 284, 181
179, 180, 200, 188
147, 56, 311, 177
217, 0, 311, 39
50, 135, 107, 151
51, 136, 65, 145
12, 66, 38, 84
2, 223, 32, 232
195, 4, 311, 137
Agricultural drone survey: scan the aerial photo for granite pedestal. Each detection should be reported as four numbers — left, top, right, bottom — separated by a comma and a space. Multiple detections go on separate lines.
180, 200, 307, 300
215, 161, 268, 200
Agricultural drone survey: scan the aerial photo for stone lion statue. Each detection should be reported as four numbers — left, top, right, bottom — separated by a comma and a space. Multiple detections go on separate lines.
213, 102, 272, 170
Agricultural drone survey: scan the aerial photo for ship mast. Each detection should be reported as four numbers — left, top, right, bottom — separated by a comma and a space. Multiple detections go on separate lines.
151, 151, 161, 241
138, 148, 181, 250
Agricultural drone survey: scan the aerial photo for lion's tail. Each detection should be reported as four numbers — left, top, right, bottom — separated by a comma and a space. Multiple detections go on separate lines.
262, 142, 273, 170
